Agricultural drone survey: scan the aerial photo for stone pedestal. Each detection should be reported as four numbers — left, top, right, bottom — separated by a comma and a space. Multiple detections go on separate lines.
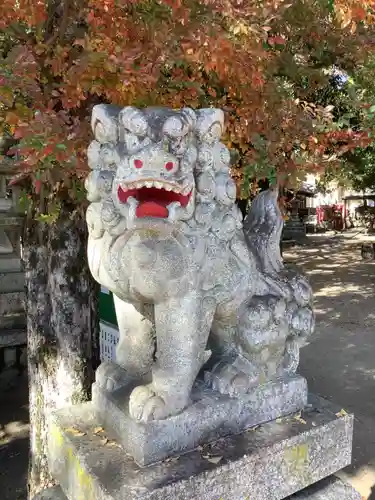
48, 395, 360, 500
92, 374, 307, 466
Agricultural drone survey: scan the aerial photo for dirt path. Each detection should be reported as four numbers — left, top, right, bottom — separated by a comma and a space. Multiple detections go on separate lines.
285, 234, 375, 499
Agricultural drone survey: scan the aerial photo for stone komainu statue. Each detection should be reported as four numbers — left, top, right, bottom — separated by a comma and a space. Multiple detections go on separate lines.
85, 105, 314, 423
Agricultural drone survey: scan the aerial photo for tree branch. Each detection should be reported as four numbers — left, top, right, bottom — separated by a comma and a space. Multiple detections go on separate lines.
45, 0, 72, 46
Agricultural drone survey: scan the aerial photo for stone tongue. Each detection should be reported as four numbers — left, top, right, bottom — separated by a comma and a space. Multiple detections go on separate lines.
136, 201, 169, 218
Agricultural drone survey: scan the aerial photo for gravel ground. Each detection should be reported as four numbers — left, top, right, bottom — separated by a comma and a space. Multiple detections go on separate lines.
1, 232, 375, 499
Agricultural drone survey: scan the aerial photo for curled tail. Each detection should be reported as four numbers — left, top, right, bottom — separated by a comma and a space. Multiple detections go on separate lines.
243, 188, 284, 276
243, 188, 315, 344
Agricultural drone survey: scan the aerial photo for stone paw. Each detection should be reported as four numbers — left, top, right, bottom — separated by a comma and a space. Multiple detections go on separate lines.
95, 361, 132, 392
206, 361, 262, 397
129, 384, 185, 423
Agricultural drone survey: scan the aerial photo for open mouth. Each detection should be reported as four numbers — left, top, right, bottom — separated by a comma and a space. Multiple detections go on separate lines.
118, 182, 192, 219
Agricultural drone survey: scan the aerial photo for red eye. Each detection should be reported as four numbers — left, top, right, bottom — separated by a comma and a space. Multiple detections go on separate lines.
134, 159, 143, 169
165, 161, 174, 171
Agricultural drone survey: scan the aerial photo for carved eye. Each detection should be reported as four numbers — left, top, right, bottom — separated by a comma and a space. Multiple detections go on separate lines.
165, 161, 174, 171
134, 159, 143, 169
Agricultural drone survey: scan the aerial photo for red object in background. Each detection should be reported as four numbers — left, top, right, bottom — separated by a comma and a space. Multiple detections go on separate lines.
316, 206, 327, 224
332, 204, 345, 230
332, 204, 345, 217
316, 204, 346, 230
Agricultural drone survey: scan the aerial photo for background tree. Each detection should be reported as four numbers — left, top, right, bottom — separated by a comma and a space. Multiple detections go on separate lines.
1, 0, 375, 497
312, 49, 375, 193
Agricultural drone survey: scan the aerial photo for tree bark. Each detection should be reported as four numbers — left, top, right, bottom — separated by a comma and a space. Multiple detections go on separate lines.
25, 207, 99, 499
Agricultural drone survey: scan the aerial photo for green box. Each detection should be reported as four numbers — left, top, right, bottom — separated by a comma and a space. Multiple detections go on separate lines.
99, 286, 118, 327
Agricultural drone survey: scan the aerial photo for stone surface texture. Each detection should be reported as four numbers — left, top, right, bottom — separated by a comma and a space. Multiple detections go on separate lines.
33, 476, 362, 500
93, 374, 307, 466
85, 104, 315, 426
0, 228, 13, 253
48, 396, 354, 500
0, 328, 26, 347
0, 271, 24, 293
288, 476, 361, 499
32, 486, 68, 500
0, 291, 24, 315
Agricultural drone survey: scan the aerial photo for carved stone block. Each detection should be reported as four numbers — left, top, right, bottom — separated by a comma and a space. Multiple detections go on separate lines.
48, 396, 355, 500
92, 374, 307, 466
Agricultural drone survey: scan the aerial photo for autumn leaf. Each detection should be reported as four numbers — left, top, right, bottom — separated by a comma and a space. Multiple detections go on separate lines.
0, 0, 374, 209
294, 414, 307, 425
33, 180, 42, 194
64, 427, 86, 437
336, 409, 349, 418
203, 455, 223, 464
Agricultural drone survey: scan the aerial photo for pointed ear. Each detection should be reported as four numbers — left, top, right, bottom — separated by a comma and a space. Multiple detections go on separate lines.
91, 104, 121, 144
195, 108, 225, 144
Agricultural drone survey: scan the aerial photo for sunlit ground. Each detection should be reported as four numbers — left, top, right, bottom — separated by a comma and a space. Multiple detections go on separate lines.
286, 232, 375, 499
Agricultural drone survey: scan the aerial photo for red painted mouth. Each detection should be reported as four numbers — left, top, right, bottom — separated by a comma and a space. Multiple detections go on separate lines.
118, 185, 192, 218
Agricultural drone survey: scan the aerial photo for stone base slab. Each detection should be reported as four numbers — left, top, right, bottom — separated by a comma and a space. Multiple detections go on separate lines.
38, 477, 361, 500
48, 396, 354, 500
32, 486, 68, 500
92, 374, 308, 466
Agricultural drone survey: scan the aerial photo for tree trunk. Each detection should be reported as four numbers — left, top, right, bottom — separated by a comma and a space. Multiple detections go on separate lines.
25, 208, 99, 499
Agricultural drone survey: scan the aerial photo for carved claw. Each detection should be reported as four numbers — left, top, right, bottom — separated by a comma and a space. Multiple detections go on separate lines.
206, 360, 262, 397
129, 384, 186, 422
95, 361, 132, 393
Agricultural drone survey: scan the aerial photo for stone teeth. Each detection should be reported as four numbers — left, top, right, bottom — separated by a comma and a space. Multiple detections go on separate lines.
123, 180, 186, 194
127, 196, 139, 208
127, 196, 139, 223
118, 202, 129, 218
167, 202, 181, 221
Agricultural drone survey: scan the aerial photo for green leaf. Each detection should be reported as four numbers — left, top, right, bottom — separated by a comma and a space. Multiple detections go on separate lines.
268, 167, 277, 186
36, 213, 58, 224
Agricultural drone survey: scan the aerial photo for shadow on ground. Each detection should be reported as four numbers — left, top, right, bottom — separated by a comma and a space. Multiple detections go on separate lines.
0, 372, 29, 500
286, 236, 375, 498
